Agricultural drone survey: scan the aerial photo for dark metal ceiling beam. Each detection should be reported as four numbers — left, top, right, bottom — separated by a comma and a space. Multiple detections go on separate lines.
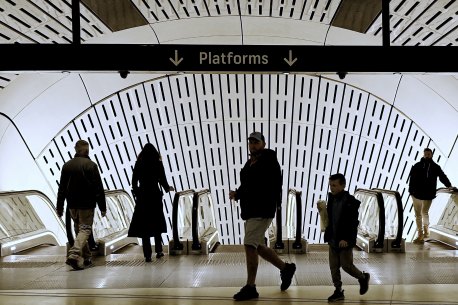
382, 0, 390, 47
1, 44, 457, 73
331, 0, 381, 33
81, 0, 148, 32
72, 0, 81, 44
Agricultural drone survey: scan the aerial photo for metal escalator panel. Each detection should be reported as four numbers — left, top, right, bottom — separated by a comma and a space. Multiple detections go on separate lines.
90, 190, 136, 255
372, 188, 405, 252
170, 190, 195, 255
274, 189, 307, 254
429, 188, 458, 249
190, 189, 219, 254
382, 195, 400, 237
354, 189, 385, 253
0, 190, 66, 256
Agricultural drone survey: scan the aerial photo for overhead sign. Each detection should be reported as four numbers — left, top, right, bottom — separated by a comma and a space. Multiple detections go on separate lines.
0, 44, 457, 73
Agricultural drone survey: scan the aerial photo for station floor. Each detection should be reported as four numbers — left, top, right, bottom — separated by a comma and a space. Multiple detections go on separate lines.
0, 241, 457, 305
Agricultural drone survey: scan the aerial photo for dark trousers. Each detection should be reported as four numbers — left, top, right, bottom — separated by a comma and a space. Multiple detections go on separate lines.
142, 235, 163, 258
329, 245, 364, 290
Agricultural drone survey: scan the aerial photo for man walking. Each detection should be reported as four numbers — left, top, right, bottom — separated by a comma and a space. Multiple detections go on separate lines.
229, 131, 296, 301
409, 148, 453, 243
56, 140, 107, 270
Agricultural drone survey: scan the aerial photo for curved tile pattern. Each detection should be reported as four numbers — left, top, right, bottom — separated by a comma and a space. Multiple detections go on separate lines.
36, 74, 447, 245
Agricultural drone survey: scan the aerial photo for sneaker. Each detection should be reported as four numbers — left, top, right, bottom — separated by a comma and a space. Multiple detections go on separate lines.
65, 258, 84, 270
83, 259, 93, 267
156, 252, 164, 258
233, 285, 259, 301
145, 257, 152, 262
359, 272, 370, 295
327, 289, 345, 302
413, 237, 424, 244
90, 244, 99, 252
280, 262, 296, 291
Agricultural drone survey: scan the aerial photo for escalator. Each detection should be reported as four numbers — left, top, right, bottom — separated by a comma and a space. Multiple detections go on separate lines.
354, 189, 385, 253
0, 190, 66, 256
0, 189, 137, 257
372, 188, 405, 252
169, 189, 220, 255
428, 187, 458, 249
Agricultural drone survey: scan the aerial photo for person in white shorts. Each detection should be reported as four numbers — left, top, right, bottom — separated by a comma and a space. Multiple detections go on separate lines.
229, 131, 296, 301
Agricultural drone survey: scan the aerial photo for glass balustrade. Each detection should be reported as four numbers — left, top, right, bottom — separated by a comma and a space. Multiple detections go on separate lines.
372, 188, 404, 252
170, 189, 195, 254
191, 189, 219, 254
0, 190, 66, 256
283, 189, 308, 253
428, 187, 458, 249
355, 189, 385, 252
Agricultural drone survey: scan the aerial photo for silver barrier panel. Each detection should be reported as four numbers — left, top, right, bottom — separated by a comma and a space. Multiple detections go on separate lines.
0, 190, 66, 256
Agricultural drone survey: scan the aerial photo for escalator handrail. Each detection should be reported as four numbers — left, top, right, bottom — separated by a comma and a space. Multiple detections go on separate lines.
104, 189, 136, 209
191, 189, 211, 250
274, 205, 284, 249
371, 188, 404, 248
436, 187, 458, 194
288, 188, 303, 249
172, 189, 195, 250
433, 187, 458, 231
0, 189, 66, 235
354, 188, 385, 249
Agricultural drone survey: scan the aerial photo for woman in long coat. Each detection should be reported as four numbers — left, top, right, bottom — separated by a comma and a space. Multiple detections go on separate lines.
128, 143, 174, 261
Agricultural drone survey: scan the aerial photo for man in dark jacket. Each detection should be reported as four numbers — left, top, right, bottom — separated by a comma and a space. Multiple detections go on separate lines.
56, 140, 107, 270
409, 147, 453, 243
320, 173, 369, 302
229, 131, 296, 301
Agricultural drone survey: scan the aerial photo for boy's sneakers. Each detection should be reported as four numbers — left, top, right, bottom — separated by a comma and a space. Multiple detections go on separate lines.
327, 289, 345, 302
359, 272, 370, 295
233, 285, 259, 301
280, 262, 296, 291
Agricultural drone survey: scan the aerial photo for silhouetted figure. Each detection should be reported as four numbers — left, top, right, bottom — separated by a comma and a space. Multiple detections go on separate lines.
229, 131, 296, 301
56, 140, 107, 270
128, 143, 174, 262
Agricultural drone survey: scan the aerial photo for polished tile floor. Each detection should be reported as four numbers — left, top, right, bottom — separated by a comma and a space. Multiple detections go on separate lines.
0, 241, 457, 304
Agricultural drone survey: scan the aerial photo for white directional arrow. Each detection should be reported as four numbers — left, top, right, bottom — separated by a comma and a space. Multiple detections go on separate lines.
169, 50, 183, 66
283, 50, 297, 66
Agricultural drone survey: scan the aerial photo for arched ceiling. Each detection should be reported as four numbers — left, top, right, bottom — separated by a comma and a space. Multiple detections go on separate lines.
1, 0, 457, 46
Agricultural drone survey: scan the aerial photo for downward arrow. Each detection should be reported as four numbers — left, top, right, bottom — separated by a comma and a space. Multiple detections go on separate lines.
283, 50, 297, 66
169, 50, 183, 66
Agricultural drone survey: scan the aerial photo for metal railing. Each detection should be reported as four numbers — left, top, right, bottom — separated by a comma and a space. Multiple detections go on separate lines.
0, 190, 66, 256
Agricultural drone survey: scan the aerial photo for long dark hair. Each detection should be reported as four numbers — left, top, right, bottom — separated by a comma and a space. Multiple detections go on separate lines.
138, 143, 161, 167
